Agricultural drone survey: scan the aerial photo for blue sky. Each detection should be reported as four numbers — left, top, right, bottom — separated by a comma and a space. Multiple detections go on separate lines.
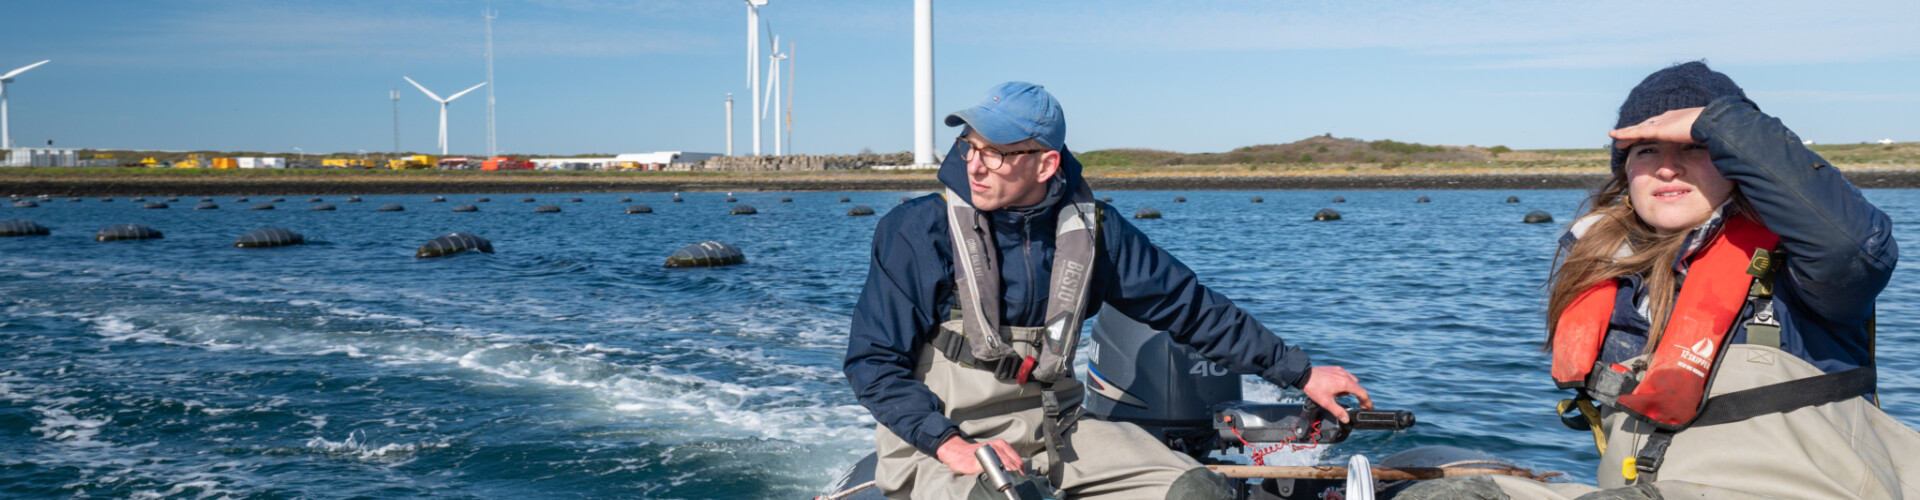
3, 0, 1916, 156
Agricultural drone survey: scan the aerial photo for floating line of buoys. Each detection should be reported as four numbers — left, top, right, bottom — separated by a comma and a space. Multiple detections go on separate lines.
1135, 207, 1162, 219
196, 202, 219, 210
664, 241, 744, 268
848, 205, 875, 216
96, 224, 161, 242
730, 205, 757, 215
311, 204, 335, 211
377, 204, 404, 212
626, 204, 653, 214
452, 204, 478, 212
143, 202, 168, 209
1314, 208, 1342, 221
416, 233, 493, 258
234, 228, 304, 248
1524, 210, 1554, 224
0, 220, 50, 236
535, 204, 561, 213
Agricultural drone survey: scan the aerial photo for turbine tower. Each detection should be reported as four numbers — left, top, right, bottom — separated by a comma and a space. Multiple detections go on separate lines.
725, 93, 734, 156
403, 76, 486, 156
484, 7, 499, 157
762, 35, 788, 156
2, 60, 51, 150
785, 40, 794, 154
913, 0, 934, 166
745, 0, 768, 156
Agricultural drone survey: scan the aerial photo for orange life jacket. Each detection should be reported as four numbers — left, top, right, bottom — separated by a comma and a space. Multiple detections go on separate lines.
1551, 216, 1780, 429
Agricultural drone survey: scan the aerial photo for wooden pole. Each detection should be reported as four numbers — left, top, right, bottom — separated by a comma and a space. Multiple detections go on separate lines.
1208, 465, 1546, 481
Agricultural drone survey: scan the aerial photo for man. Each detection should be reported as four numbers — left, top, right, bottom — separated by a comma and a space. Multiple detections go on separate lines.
844, 82, 1373, 499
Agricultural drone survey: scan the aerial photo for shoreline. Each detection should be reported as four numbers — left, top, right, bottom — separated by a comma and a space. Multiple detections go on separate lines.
6, 168, 1920, 196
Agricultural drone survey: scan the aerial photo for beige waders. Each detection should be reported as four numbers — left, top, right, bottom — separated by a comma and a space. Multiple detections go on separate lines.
1401, 344, 1920, 499
876, 321, 1224, 499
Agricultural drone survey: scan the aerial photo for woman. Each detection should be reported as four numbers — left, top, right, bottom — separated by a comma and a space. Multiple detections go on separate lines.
1406, 62, 1914, 499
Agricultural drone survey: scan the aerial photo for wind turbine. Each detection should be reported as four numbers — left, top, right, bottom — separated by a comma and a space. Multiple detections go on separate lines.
745, 0, 769, 155
403, 77, 486, 156
762, 35, 789, 155
2, 60, 51, 150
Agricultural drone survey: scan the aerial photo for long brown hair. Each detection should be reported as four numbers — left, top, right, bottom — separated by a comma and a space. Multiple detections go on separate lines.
1545, 174, 1752, 351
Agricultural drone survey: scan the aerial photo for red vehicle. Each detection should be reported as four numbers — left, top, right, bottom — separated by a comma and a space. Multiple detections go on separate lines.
481, 157, 533, 171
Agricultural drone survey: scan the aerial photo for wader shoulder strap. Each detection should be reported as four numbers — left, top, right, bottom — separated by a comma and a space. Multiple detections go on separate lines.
940, 184, 1102, 385
1630, 366, 1877, 483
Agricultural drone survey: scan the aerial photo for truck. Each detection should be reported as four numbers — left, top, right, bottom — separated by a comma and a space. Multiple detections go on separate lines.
386, 155, 436, 170
322, 158, 376, 169
481, 157, 534, 171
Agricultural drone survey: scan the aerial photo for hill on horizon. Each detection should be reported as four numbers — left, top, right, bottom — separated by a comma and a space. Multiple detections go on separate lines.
1079, 135, 1519, 167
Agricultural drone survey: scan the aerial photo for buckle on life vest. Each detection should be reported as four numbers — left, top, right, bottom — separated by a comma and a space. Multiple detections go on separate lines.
1014, 356, 1037, 385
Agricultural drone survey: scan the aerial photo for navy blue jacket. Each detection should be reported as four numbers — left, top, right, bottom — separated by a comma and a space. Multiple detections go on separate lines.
1587, 96, 1896, 378
844, 139, 1313, 455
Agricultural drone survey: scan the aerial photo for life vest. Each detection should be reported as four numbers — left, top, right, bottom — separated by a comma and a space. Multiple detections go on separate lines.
935, 181, 1101, 386
1551, 216, 1780, 429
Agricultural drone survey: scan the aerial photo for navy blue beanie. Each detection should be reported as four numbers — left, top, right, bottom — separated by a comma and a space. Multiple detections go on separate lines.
1610, 61, 1747, 172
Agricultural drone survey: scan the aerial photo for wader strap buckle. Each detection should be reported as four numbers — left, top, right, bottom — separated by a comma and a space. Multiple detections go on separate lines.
1633, 430, 1674, 483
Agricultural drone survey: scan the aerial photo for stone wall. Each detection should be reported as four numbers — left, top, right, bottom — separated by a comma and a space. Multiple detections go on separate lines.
678, 152, 915, 172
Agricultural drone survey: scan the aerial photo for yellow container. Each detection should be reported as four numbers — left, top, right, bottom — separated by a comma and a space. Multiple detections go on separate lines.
213, 158, 238, 169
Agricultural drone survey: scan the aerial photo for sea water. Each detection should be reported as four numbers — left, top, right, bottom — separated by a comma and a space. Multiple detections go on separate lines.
2, 190, 1917, 498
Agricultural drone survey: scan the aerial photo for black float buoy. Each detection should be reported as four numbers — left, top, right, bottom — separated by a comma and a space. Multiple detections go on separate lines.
68, 198, 81, 202
131, 197, 147, 202
310, 204, 336, 211
250, 203, 274, 210
142, 201, 168, 209
347, 196, 362, 202
200, 197, 213, 202
477, 197, 491, 202
522, 197, 535, 203
780, 197, 792, 203
838, 196, 850, 203
195, 202, 219, 210
234, 228, 304, 248
569, 197, 583, 203
1416, 196, 1431, 203
416, 233, 494, 258
13, 200, 37, 208
1333, 196, 1346, 203
165, 197, 179, 202
671, 194, 684, 202
1173, 196, 1186, 203
1313, 208, 1342, 221
664, 241, 745, 268
234, 197, 249, 202
725, 196, 738, 202
1506, 195, 1520, 203
1250, 196, 1264, 203
270, 197, 285, 203
626, 204, 653, 214
376, 204, 404, 212
0, 220, 51, 236
96, 224, 162, 242
1134, 207, 1162, 219
1524, 210, 1554, 224
848, 205, 875, 216
730, 205, 757, 215
100, 197, 114, 202
1100, 196, 1113, 203
618, 197, 631, 203
309, 197, 323, 202
898, 196, 910, 203
535, 204, 561, 213
431, 196, 445, 203
452, 204, 478, 212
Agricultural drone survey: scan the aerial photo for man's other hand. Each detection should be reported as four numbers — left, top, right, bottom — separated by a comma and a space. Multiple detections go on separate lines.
1302, 366, 1373, 423
936, 436, 1023, 476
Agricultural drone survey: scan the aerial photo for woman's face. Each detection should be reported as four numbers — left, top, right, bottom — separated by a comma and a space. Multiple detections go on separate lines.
1624, 140, 1733, 234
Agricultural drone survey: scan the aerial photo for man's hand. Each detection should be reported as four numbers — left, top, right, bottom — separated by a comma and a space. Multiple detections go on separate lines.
1301, 366, 1372, 423
936, 436, 1023, 476
1609, 107, 1704, 150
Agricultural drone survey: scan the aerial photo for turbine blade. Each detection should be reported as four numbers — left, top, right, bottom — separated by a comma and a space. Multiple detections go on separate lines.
1, 60, 51, 81
445, 82, 487, 102
404, 76, 445, 102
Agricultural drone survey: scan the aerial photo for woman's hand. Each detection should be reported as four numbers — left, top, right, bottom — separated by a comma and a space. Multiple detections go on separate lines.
1610, 107, 1704, 150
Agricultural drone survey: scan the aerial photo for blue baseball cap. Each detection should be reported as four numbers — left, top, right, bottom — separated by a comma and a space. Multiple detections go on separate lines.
944, 82, 1066, 151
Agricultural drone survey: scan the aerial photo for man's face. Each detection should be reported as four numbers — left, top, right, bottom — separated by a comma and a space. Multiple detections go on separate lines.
961, 133, 1059, 212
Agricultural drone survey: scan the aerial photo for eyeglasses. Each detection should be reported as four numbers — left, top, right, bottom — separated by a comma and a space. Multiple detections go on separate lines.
957, 137, 1049, 171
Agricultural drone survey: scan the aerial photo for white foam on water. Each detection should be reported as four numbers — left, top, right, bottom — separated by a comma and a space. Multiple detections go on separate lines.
303, 430, 447, 465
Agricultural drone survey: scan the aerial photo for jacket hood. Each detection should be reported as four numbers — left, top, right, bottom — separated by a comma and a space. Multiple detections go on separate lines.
936, 138, 1086, 209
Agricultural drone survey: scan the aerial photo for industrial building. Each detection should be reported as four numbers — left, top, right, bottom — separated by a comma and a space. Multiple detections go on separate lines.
2, 147, 77, 167
530, 151, 721, 171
